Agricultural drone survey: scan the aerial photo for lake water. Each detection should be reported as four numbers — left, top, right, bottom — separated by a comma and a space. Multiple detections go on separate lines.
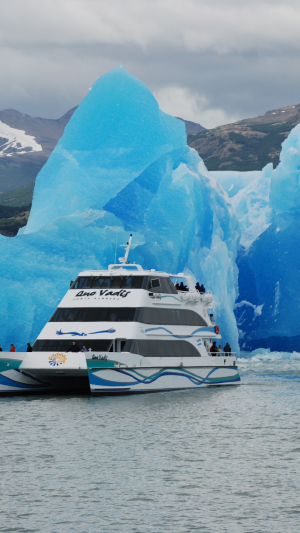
1, 350, 300, 533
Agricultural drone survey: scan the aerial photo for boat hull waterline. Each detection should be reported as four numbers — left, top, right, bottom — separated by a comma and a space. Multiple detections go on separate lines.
0, 352, 240, 395
89, 365, 240, 395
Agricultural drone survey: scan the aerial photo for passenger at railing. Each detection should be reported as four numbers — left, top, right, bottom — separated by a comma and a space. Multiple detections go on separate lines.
199, 283, 205, 293
0, 344, 2, 352
195, 282, 201, 292
218, 345, 223, 355
81, 345, 87, 352
210, 313, 215, 325
224, 343, 231, 356
210, 341, 218, 356
178, 281, 188, 292
9, 344, 15, 352
68, 341, 80, 353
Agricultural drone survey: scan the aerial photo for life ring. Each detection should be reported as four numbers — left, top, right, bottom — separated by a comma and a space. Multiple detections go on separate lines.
214, 325, 220, 334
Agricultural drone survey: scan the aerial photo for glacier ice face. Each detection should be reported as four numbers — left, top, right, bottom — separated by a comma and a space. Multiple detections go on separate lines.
211, 163, 273, 249
212, 124, 300, 351
270, 124, 300, 214
0, 68, 240, 352
24, 68, 185, 235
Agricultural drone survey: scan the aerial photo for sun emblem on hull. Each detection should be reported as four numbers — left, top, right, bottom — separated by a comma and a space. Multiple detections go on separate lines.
48, 353, 67, 366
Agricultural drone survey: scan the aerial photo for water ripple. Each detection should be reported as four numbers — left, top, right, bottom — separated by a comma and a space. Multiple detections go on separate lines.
0, 359, 300, 532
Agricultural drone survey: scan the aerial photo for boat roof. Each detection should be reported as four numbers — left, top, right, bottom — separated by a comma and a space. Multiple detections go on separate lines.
77, 264, 189, 278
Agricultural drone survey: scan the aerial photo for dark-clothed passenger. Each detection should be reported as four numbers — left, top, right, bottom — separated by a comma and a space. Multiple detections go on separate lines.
178, 282, 188, 292
224, 343, 231, 356
210, 341, 218, 356
68, 341, 80, 353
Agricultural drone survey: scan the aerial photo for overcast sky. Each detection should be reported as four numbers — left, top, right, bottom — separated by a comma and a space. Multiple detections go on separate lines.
1, 0, 300, 128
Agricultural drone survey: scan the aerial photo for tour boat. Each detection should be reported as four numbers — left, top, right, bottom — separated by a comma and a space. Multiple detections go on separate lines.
0, 235, 240, 395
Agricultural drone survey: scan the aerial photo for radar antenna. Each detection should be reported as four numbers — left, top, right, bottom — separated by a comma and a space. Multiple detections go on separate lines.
119, 234, 133, 264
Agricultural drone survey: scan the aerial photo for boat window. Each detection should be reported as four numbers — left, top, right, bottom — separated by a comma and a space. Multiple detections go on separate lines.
32, 339, 112, 352
123, 340, 199, 357
166, 278, 178, 294
50, 307, 136, 322
50, 307, 207, 326
70, 276, 178, 293
32, 338, 199, 356
146, 276, 177, 294
150, 278, 160, 288
138, 308, 207, 326
71, 276, 145, 290
72, 277, 91, 289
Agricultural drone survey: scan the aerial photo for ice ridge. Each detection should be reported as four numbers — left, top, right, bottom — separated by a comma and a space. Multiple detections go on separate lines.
0, 68, 240, 353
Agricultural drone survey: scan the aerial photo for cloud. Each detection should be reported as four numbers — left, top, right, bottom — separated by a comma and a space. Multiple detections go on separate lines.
1, 0, 300, 53
0, 0, 300, 125
153, 86, 241, 128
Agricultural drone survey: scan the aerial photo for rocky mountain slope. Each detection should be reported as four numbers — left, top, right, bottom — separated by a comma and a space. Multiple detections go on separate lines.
0, 107, 77, 194
188, 104, 300, 171
0, 107, 204, 197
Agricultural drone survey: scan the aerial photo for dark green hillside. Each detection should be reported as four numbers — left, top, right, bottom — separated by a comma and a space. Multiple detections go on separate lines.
0, 204, 31, 236
188, 104, 300, 171
0, 182, 34, 207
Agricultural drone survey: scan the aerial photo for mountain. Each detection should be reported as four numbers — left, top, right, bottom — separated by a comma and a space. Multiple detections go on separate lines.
0, 107, 78, 193
176, 117, 205, 135
188, 104, 300, 171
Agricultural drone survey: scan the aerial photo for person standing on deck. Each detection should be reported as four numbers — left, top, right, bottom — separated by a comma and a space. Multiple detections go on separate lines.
210, 341, 218, 356
224, 343, 231, 356
68, 341, 80, 353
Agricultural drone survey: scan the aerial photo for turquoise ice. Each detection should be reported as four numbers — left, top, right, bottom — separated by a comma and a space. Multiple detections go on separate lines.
0, 68, 240, 352
212, 124, 300, 351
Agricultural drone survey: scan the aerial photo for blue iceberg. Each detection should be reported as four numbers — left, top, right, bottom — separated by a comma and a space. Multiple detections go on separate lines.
212, 124, 300, 351
0, 68, 240, 352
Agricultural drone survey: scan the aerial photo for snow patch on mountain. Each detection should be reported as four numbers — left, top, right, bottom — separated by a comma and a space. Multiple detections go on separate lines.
0, 121, 42, 157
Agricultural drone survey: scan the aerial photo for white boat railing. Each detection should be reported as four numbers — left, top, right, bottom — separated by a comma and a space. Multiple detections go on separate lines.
207, 352, 236, 357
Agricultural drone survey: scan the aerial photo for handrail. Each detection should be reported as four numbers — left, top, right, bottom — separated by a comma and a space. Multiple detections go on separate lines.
207, 352, 236, 356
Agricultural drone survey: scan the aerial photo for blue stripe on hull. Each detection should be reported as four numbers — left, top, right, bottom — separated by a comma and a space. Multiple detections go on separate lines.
89, 367, 241, 392
0, 371, 50, 391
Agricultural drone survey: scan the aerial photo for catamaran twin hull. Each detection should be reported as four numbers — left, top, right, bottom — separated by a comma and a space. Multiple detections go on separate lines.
0, 352, 240, 395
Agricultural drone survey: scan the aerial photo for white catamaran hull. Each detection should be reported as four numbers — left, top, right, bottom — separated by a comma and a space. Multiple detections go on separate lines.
0, 352, 240, 395
0, 352, 89, 395
88, 358, 240, 395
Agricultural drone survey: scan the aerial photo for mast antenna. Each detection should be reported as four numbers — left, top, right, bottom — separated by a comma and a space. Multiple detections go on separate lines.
119, 234, 133, 264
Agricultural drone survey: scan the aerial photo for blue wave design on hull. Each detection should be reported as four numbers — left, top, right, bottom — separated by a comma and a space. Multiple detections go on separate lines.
56, 328, 116, 336
144, 326, 215, 338
0, 373, 49, 390
89, 367, 240, 388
